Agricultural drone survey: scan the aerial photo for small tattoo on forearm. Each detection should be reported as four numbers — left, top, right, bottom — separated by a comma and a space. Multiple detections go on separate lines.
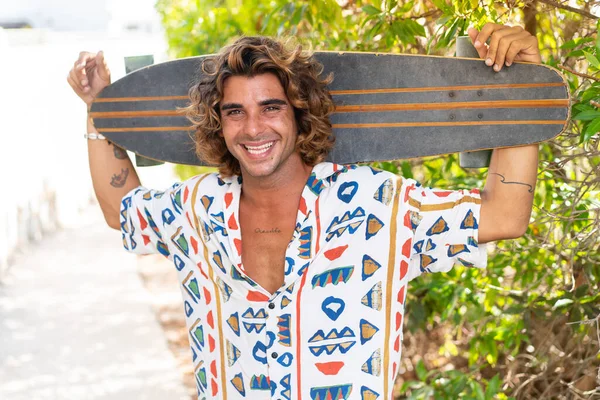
490, 173, 534, 193
113, 145, 127, 160
110, 168, 129, 188
255, 228, 281, 234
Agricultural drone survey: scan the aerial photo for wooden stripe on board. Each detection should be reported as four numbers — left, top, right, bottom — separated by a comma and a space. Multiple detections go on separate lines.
98, 126, 193, 132
92, 82, 565, 103
94, 95, 188, 102
90, 99, 569, 120
334, 99, 568, 113
96, 119, 565, 133
331, 120, 566, 129
90, 110, 183, 118
330, 82, 566, 95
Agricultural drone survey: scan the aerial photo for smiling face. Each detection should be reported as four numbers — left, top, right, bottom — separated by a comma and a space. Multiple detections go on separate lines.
220, 73, 304, 181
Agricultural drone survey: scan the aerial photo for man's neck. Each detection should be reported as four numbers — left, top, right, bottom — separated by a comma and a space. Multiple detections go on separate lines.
240, 158, 313, 211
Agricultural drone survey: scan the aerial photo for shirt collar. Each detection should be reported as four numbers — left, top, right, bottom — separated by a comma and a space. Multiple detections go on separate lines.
216, 162, 344, 186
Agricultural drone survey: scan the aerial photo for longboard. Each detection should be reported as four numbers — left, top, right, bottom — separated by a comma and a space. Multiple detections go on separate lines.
90, 52, 570, 166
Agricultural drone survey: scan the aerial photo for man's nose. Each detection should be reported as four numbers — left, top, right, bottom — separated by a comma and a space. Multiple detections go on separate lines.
244, 113, 266, 137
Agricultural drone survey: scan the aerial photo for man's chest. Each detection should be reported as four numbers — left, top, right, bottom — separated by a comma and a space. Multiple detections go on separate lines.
172, 171, 417, 398
238, 209, 298, 294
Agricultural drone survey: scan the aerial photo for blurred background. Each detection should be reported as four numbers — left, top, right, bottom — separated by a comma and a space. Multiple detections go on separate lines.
0, 1, 599, 399
0, 0, 172, 264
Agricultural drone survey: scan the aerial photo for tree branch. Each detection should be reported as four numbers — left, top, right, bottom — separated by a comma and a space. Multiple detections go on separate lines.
409, 9, 442, 20
558, 64, 600, 82
537, 0, 598, 19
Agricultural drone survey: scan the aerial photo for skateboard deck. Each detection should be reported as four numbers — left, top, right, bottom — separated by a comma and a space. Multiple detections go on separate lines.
90, 52, 570, 166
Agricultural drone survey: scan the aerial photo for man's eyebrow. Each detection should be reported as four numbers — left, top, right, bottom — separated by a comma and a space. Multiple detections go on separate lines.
220, 99, 287, 111
258, 98, 288, 106
220, 102, 243, 111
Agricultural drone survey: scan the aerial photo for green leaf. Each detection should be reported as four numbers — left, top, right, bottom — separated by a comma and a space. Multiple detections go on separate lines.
379, 161, 399, 174
580, 293, 600, 304
290, 4, 306, 26
415, 360, 428, 381
362, 5, 381, 15
366, 19, 384, 40
597, 20, 600, 53
432, 0, 452, 13
574, 103, 594, 112
401, 161, 414, 179
392, 20, 411, 43
552, 298, 574, 310
470, 381, 486, 400
485, 336, 498, 365
566, 49, 585, 58
573, 110, 600, 121
574, 284, 590, 298
437, 17, 460, 49
561, 39, 579, 50
404, 19, 426, 37
561, 37, 594, 50
584, 51, 600, 69
485, 375, 501, 399
583, 117, 600, 142
580, 89, 600, 103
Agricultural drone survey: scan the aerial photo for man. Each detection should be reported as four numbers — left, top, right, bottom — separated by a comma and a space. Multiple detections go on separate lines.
67, 23, 541, 399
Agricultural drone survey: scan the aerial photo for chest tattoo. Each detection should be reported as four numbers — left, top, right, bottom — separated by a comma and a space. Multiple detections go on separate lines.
254, 227, 282, 234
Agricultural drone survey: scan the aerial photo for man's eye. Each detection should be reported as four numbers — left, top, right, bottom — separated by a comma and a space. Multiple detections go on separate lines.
226, 110, 241, 116
265, 106, 281, 112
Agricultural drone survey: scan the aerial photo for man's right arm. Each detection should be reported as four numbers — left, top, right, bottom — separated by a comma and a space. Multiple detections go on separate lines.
68, 51, 141, 230
87, 114, 141, 230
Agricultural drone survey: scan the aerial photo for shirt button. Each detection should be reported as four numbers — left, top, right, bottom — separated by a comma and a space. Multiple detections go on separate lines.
268, 303, 275, 309
271, 352, 278, 359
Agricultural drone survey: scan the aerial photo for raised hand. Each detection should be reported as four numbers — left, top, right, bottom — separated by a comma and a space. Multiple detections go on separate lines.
66, 51, 111, 107
467, 23, 542, 72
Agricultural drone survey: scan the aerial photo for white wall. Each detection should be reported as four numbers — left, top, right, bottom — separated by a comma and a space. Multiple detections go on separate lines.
0, 1, 177, 274
0, 0, 161, 33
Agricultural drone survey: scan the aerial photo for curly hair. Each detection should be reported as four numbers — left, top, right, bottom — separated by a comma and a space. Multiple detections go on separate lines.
184, 36, 335, 177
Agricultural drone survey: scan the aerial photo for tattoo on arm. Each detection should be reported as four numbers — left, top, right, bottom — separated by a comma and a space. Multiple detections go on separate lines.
113, 145, 127, 160
490, 173, 534, 193
110, 168, 130, 188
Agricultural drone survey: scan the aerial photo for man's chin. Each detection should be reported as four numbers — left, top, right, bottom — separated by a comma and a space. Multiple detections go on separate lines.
239, 160, 279, 179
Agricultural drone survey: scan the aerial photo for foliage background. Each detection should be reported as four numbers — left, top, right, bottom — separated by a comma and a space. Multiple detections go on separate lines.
155, 0, 600, 398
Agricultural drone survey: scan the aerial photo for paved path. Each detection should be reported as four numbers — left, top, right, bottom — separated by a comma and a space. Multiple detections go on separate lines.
0, 208, 189, 400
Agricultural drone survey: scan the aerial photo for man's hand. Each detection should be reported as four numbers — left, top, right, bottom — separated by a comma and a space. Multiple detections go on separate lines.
66, 51, 111, 107
469, 23, 542, 243
467, 23, 541, 73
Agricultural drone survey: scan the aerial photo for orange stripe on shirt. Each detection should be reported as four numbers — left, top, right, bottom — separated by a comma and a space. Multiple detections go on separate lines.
295, 269, 309, 399
408, 194, 481, 211
296, 196, 320, 398
191, 175, 228, 399
383, 177, 402, 396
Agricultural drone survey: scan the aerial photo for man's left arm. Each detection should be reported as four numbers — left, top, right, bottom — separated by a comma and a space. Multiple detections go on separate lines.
467, 24, 543, 243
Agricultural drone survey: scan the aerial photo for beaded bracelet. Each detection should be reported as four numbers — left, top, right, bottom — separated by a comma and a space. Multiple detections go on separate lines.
84, 132, 106, 140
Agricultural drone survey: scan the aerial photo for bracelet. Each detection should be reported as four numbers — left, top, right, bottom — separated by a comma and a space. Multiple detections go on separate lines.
84, 132, 106, 140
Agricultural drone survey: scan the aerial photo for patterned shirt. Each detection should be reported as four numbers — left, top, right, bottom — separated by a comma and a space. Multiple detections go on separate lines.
120, 162, 486, 400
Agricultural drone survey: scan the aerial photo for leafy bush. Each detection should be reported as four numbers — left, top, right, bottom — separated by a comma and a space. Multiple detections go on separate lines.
156, 1, 600, 398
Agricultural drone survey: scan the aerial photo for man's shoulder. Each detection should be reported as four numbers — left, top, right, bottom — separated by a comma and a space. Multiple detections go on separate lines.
178, 171, 234, 194
328, 163, 398, 186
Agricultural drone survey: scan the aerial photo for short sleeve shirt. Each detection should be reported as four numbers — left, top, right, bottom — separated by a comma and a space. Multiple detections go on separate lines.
120, 162, 486, 400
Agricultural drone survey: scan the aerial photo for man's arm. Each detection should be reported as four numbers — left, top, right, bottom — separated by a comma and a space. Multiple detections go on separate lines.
479, 145, 538, 243
68, 51, 141, 230
87, 114, 141, 230
466, 24, 543, 243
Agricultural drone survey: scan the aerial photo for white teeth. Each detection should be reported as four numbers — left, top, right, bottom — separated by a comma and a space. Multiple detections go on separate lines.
244, 141, 274, 155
